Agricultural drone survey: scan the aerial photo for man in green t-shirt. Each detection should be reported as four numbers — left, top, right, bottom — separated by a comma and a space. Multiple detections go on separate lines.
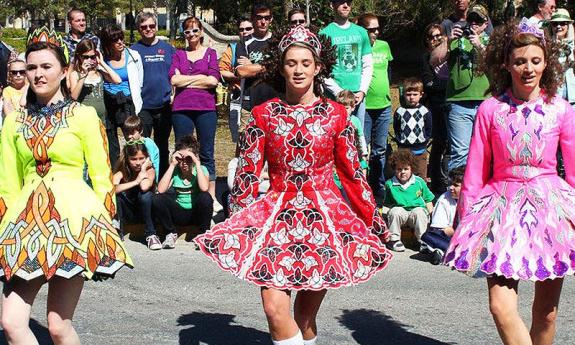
431, 4, 490, 171
320, 0, 373, 130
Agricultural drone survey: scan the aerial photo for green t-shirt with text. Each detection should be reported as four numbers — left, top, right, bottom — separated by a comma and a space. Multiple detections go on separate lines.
366, 39, 393, 109
320, 23, 372, 93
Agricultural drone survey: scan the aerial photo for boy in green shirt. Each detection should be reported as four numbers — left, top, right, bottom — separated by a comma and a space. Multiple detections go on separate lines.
384, 151, 434, 252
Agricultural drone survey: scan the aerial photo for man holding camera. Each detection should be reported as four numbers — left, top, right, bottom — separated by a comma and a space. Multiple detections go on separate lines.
431, 4, 490, 171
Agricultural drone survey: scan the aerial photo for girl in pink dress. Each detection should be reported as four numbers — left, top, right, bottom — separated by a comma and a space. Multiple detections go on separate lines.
444, 18, 575, 344
194, 26, 391, 345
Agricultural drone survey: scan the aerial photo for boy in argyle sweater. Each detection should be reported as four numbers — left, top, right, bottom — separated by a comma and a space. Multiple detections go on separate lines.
393, 78, 432, 179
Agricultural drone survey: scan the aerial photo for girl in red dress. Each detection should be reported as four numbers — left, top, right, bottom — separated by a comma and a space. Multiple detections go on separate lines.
195, 26, 392, 345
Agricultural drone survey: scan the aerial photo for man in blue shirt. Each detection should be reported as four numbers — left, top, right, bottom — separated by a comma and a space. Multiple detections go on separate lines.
131, 12, 176, 176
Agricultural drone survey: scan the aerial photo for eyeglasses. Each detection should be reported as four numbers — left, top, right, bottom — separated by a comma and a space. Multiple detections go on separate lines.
238, 26, 253, 32
366, 27, 379, 33
81, 54, 97, 60
290, 19, 306, 25
9, 70, 25, 76
551, 22, 569, 26
428, 34, 443, 40
184, 28, 201, 36
332, 0, 353, 6
255, 15, 272, 21
139, 24, 156, 30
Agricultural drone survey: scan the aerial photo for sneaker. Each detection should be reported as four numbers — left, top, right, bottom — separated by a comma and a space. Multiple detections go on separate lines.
213, 199, 224, 215
419, 242, 431, 254
431, 249, 444, 265
162, 233, 178, 249
146, 235, 162, 250
387, 240, 405, 252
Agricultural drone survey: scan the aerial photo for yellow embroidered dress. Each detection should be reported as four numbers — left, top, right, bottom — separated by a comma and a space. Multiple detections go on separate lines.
0, 100, 132, 281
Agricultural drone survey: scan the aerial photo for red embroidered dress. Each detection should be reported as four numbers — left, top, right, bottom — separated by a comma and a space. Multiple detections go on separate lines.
195, 98, 392, 290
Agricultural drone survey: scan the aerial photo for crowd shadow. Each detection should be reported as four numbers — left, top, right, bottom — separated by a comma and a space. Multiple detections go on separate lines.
0, 319, 52, 345
177, 312, 270, 345
338, 309, 454, 345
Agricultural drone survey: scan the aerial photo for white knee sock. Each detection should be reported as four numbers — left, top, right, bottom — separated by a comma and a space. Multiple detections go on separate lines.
303, 336, 317, 345
272, 330, 304, 345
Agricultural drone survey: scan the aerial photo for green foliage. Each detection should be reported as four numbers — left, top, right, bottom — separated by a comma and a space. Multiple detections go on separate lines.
3, 38, 26, 54
1, 28, 27, 39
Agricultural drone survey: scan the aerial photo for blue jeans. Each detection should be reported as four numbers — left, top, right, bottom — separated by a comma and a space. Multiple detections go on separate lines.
117, 190, 155, 237
364, 106, 392, 198
172, 110, 217, 180
447, 101, 482, 171
352, 98, 367, 134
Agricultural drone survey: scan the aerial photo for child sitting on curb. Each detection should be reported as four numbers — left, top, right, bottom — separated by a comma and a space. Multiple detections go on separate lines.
421, 165, 464, 264
383, 150, 434, 252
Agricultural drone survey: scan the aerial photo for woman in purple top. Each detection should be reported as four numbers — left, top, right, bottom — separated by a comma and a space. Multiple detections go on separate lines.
170, 17, 221, 205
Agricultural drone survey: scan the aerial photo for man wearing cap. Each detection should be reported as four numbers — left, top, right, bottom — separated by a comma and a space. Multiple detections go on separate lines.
529, 0, 556, 29
551, 9, 575, 105
432, 4, 490, 171
320, 0, 373, 130
441, 0, 493, 37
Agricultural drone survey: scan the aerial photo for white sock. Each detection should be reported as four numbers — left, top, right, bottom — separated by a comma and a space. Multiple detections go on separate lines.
303, 336, 317, 345
272, 330, 304, 345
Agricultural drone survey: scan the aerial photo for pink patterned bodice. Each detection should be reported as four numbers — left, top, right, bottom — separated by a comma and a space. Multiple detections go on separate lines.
461, 91, 575, 215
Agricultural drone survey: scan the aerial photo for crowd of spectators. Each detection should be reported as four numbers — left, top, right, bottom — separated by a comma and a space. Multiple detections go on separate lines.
0, 0, 571, 257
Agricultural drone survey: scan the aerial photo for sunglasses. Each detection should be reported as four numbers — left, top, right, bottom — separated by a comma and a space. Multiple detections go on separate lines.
428, 34, 442, 40
366, 27, 379, 33
9, 70, 25, 76
81, 54, 97, 60
290, 19, 306, 25
184, 28, 201, 36
238, 26, 253, 32
255, 15, 272, 21
139, 24, 156, 30
332, 0, 353, 5
551, 22, 569, 26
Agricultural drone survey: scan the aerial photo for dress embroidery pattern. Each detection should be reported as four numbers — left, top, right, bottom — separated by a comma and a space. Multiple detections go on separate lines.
16, 100, 74, 177
195, 98, 391, 290
445, 92, 575, 281
0, 101, 132, 281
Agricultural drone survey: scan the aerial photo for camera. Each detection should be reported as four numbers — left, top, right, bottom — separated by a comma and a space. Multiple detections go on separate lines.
462, 24, 473, 37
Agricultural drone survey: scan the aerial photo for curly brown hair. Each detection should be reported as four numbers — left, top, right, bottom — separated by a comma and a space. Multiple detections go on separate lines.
389, 150, 416, 170
479, 18, 563, 99
259, 25, 336, 97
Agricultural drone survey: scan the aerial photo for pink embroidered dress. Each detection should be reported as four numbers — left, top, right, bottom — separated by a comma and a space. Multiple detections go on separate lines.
194, 98, 392, 290
444, 91, 575, 281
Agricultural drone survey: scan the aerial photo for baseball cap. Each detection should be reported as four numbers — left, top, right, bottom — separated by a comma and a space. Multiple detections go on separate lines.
467, 4, 489, 23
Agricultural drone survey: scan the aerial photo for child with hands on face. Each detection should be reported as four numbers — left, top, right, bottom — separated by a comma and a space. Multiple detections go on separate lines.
113, 142, 159, 249
151, 135, 213, 249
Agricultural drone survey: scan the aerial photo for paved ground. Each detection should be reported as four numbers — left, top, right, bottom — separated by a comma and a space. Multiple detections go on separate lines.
1, 239, 574, 345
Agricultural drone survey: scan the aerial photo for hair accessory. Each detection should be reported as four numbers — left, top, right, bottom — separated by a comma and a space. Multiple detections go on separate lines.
278, 25, 322, 57
517, 17, 546, 45
126, 138, 145, 146
26, 26, 70, 63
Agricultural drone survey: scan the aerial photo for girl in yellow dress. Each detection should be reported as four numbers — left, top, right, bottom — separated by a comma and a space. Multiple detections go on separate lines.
0, 28, 132, 344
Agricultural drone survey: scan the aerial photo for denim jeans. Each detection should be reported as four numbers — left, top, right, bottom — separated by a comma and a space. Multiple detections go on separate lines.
352, 98, 367, 134
364, 106, 392, 199
139, 103, 172, 177
447, 101, 482, 171
172, 110, 217, 180
117, 189, 155, 238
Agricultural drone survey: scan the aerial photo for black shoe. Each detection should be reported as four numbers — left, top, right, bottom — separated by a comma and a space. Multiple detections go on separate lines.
430, 249, 444, 265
